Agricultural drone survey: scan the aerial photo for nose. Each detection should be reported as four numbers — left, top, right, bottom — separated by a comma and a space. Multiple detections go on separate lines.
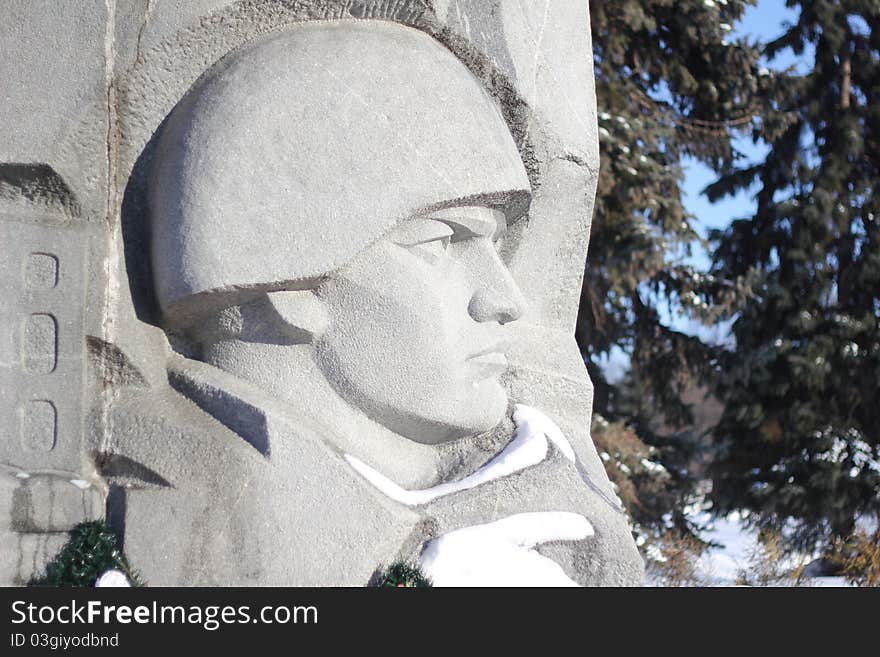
467, 240, 527, 324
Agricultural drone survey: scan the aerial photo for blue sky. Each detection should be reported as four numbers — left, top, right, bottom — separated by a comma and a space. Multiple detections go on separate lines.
681, 0, 808, 266
599, 1, 811, 382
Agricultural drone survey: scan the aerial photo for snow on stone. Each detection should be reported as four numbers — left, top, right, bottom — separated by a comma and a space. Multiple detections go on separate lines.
345, 423, 546, 505
346, 405, 576, 506
512, 405, 576, 463
95, 570, 130, 587
419, 512, 594, 587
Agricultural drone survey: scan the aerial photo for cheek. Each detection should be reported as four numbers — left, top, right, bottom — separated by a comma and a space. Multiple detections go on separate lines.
316, 246, 471, 394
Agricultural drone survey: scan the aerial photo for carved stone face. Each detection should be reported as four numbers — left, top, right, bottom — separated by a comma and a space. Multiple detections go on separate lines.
315, 207, 526, 444
150, 22, 533, 445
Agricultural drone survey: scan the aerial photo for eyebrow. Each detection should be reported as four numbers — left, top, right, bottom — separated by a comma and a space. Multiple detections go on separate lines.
425, 206, 504, 240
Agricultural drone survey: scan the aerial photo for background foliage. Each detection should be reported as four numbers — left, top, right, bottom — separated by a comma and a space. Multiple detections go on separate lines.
33, 520, 141, 587
706, 0, 880, 553
583, 0, 762, 542
583, 0, 880, 575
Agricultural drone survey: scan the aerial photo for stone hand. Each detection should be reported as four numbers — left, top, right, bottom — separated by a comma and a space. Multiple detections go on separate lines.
417, 512, 594, 586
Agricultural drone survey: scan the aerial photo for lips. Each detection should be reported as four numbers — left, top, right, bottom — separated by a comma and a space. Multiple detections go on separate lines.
467, 351, 509, 381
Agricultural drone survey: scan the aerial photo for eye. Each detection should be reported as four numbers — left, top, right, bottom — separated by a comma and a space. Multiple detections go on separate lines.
389, 219, 454, 265
411, 235, 451, 264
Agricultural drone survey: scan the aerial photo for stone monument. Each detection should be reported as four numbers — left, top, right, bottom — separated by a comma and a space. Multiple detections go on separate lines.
1, 0, 642, 586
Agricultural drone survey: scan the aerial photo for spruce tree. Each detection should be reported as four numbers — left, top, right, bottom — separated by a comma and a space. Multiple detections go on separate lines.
707, 1, 880, 552
582, 0, 761, 534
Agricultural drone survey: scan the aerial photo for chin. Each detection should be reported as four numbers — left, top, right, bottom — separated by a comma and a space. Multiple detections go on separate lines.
457, 378, 509, 435
387, 379, 509, 444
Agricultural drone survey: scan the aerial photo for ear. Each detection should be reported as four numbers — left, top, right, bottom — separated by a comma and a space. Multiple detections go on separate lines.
266, 290, 329, 342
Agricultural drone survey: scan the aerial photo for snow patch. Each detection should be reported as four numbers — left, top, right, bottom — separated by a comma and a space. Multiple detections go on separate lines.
419, 512, 594, 587
512, 405, 576, 463
346, 405, 575, 506
640, 458, 668, 475
95, 569, 130, 587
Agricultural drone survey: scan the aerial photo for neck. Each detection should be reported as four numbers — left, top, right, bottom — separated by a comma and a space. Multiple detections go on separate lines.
197, 339, 445, 488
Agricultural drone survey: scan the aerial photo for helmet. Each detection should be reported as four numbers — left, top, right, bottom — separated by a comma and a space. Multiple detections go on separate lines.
149, 20, 530, 326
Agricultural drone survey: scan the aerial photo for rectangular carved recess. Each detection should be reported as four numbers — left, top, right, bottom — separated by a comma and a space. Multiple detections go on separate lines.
20, 400, 57, 453
0, 217, 87, 473
23, 313, 58, 374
